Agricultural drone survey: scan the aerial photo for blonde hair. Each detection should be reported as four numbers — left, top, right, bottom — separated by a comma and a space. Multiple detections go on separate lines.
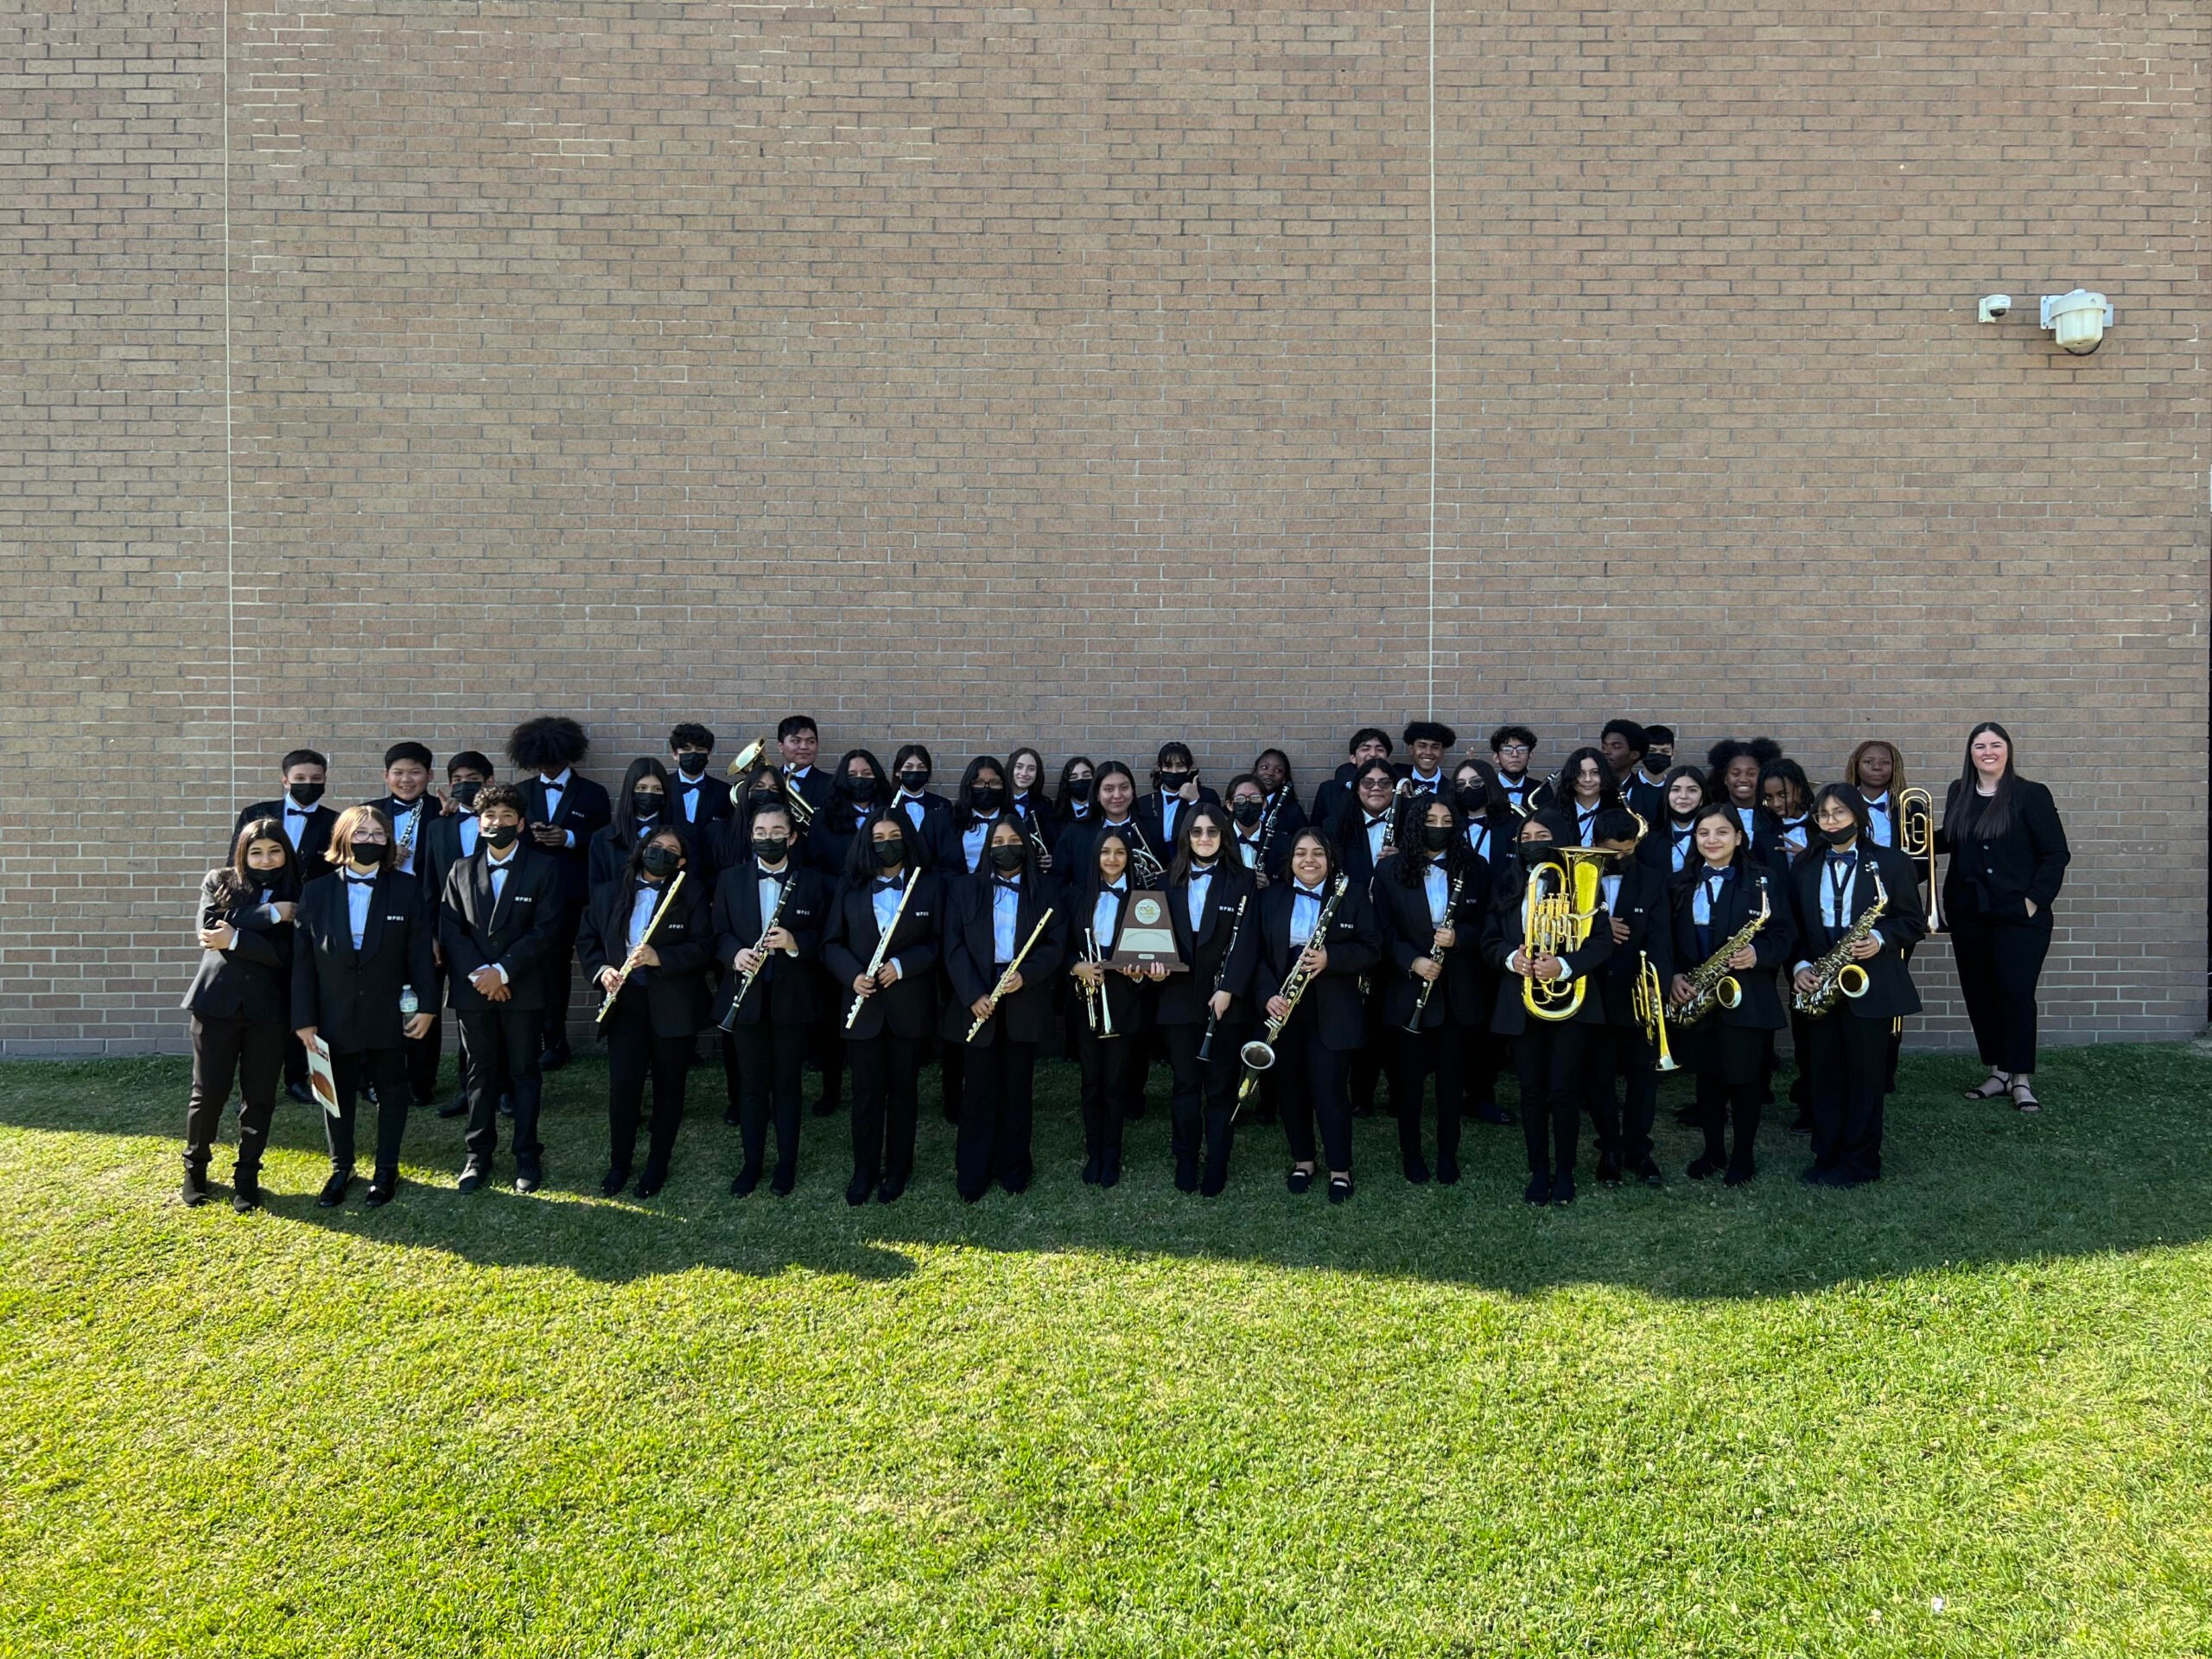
325, 804, 394, 869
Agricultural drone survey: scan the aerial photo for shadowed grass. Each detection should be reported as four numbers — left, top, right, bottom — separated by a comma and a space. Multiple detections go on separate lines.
1, 1043, 2209, 1655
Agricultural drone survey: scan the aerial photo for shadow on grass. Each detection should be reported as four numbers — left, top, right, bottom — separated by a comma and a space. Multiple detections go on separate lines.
3, 1042, 2209, 1298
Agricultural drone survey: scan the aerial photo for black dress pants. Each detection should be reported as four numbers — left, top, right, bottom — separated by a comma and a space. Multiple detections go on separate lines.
956, 1027, 1038, 1200
848, 1032, 923, 1189
1387, 1022, 1465, 1173
1277, 1014, 1353, 1173
540, 908, 582, 1051
1514, 1020, 1588, 1179
1162, 1019, 1243, 1187
404, 1013, 443, 1106
731, 1020, 807, 1187
186, 1014, 284, 1173
605, 993, 689, 1178
1075, 1025, 1142, 1163
327, 1046, 412, 1179
1584, 1023, 1659, 1164
1950, 909, 2052, 1075
459, 1005, 544, 1164
1802, 1010, 1889, 1182
1691, 1022, 1771, 1175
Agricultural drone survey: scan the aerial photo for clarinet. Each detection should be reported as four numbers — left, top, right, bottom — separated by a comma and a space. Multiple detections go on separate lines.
1196, 893, 1249, 1063
1401, 868, 1466, 1033
717, 875, 796, 1032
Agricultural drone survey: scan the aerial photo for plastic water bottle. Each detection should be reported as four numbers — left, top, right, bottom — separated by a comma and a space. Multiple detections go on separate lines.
399, 984, 419, 1018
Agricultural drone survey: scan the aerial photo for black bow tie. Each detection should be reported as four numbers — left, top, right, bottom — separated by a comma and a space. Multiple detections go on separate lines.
343, 871, 377, 885
759, 867, 788, 882
1828, 851, 1858, 868
677, 779, 702, 791
1294, 885, 1325, 899
1866, 798, 1890, 813
286, 805, 309, 816
1365, 815, 1387, 828
993, 876, 1023, 892
873, 877, 904, 893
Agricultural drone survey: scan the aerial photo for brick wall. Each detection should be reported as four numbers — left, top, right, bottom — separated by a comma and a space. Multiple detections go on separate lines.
4, 0, 2203, 1053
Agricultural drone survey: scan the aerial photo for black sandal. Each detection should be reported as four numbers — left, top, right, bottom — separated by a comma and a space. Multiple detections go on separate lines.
1963, 1071, 2012, 1100
2009, 1080, 2042, 1114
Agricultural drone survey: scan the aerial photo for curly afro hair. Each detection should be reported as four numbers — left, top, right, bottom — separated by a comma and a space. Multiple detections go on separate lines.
507, 715, 590, 775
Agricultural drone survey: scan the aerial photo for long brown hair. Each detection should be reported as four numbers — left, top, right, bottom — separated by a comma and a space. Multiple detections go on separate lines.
1944, 721, 2021, 840
217, 817, 302, 905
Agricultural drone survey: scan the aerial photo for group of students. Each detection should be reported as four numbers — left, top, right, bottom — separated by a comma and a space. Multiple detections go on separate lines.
180, 712, 2069, 1213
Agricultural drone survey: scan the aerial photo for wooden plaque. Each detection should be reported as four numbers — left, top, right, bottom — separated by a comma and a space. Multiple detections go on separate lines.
1107, 890, 1186, 973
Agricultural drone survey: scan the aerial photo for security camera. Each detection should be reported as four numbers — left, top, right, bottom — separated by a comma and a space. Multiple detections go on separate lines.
2040, 289, 2113, 355
1977, 294, 2011, 322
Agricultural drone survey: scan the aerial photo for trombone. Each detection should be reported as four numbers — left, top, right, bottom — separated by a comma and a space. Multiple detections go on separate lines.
1897, 786, 1943, 933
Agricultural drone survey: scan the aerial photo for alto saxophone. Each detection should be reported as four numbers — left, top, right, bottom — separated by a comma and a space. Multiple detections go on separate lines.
1672, 880, 1770, 1027
1794, 865, 1890, 1018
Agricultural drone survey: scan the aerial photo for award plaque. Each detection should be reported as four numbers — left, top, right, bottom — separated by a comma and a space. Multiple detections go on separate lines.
1108, 890, 1186, 972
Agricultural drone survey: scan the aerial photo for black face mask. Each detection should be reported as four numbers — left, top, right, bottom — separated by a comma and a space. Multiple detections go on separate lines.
631, 791, 664, 820
1454, 786, 1487, 813
349, 844, 386, 868
840, 774, 877, 802
1232, 799, 1264, 826
1065, 777, 1094, 803
1816, 823, 1858, 849
873, 836, 906, 868
988, 844, 1027, 873
1158, 771, 1191, 793
753, 836, 789, 863
748, 791, 778, 809
898, 770, 929, 793
675, 753, 708, 778
1420, 823, 1453, 853
450, 781, 483, 808
1516, 841, 1558, 868
969, 786, 1001, 814
288, 781, 326, 807
641, 844, 682, 878
482, 823, 520, 850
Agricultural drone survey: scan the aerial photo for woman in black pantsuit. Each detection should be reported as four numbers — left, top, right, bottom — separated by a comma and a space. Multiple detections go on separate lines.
580, 826, 713, 1198
180, 818, 302, 1210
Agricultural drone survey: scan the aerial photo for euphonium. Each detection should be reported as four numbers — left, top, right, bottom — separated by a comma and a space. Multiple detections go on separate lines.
1519, 847, 1610, 1021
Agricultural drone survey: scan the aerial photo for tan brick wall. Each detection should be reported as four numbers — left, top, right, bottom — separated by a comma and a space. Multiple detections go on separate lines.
3, 0, 2203, 1053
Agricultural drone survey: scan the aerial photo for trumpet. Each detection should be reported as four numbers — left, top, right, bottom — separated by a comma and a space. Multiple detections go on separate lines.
1401, 869, 1465, 1033
596, 871, 689, 1022
842, 870, 918, 1030
1078, 926, 1118, 1039
779, 766, 817, 829
1237, 875, 1348, 1105
1897, 786, 1942, 933
717, 874, 795, 1032
1519, 846, 1612, 1021
1631, 948, 1680, 1071
966, 909, 1056, 1041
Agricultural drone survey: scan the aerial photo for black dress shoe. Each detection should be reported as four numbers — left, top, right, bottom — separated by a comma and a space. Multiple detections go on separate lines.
811, 1097, 840, 1118
1687, 1154, 1723, 1181
457, 1160, 489, 1195
1472, 1103, 1516, 1126
1174, 1155, 1198, 1194
635, 1165, 667, 1199
1081, 1154, 1102, 1186
1632, 1156, 1664, 1187
877, 1177, 906, 1204
768, 1172, 794, 1198
365, 1177, 397, 1207
1326, 1174, 1353, 1205
730, 1166, 760, 1198
845, 1171, 874, 1207
1099, 1155, 1121, 1190
1550, 1170, 1577, 1206
181, 1160, 212, 1206
1434, 1156, 1459, 1186
539, 1046, 571, 1072
285, 1082, 315, 1105
1596, 1152, 1622, 1187
513, 1160, 543, 1195
1286, 1166, 1314, 1195
599, 1167, 631, 1198
318, 1170, 353, 1207
1723, 1164, 1756, 1187
438, 1093, 468, 1120
231, 1172, 262, 1213
1402, 1157, 1431, 1186
1198, 1166, 1227, 1198
724, 1105, 741, 1127
1522, 1173, 1550, 1205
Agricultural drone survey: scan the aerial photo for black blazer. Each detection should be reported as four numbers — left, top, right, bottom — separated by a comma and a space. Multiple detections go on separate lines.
822, 869, 944, 1041
421, 812, 477, 914
523, 772, 613, 908
940, 873, 1070, 1048
587, 817, 704, 892
709, 861, 829, 1027
1590, 859, 1673, 1031
1621, 772, 1669, 825
1228, 824, 1289, 886
1309, 766, 1361, 833
1051, 817, 1167, 898
1067, 883, 1153, 1036
1374, 858, 1492, 1031
1637, 817, 1703, 880
928, 810, 1001, 881
1157, 866, 1260, 1027
361, 795, 449, 900
233, 799, 337, 870
1664, 861, 1796, 1031
782, 766, 836, 828
1253, 878, 1382, 1052
291, 869, 438, 1054
1937, 779, 2070, 923
1478, 866, 1617, 1034
1330, 808, 1398, 887
1132, 787, 1220, 861
181, 870, 295, 1024
438, 846, 564, 1012
1786, 842, 1925, 1021
669, 772, 732, 830
578, 874, 715, 1038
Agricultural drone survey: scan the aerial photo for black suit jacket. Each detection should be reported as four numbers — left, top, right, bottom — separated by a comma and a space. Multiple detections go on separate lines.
1937, 779, 2070, 922
1591, 859, 1673, 1031
578, 874, 715, 1037
1132, 787, 1221, 860
1664, 861, 1796, 1031
941, 873, 1069, 1048
1787, 842, 1925, 1020
1254, 878, 1382, 1052
421, 812, 477, 913
524, 772, 613, 908
822, 869, 944, 1041
291, 869, 438, 1054
1373, 858, 1491, 1031
234, 800, 337, 871
1051, 817, 1167, 899
1622, 772, 1669, 825
1309, 765, 1361, 833
710, 861, 829, 1027
181, 870, 295, 1024
783, 766, 836, 825
1478, 864, 1618, 1034
439, 846, 564, 1012
1330, 808, 1398, 887
669, 772, 732, 830
1158, 867, 1260, 1027
587, 818, 706, 892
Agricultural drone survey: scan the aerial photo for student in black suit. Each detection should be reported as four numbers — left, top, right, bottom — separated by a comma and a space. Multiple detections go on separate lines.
890, 743, 957, 838
1375, 794, 1490, 1185
1481, 812, 1616, 1206
1133, 741, 1220, 858
1226, 773, 1288, 888
710, 760, 796, 880
824, 810, 942, 1205
1638, 766, 1710, 880
1488, 725, 1541, 818
1937, 722, 2070, 1112
1007, 747, 1058, 862
1449, 759, 1516, 1128
420, 750, 495, 1120
1843, 739, 1907, 851
1159, 804, 1259, 1196
1331, 759, 1403, 886
234, 747, 336, 1103
580, 824, 713, 1198
1052, 754, 1098, 843
1602, 720, 1664, 823
1311, 728, 1392, 830
1707, 738, 1788, 868
1760, 757, 1816, 862
292, 805, 438, 1208
1787, 785, 1926, 1186
777, 715, 834, 828
930, 755, 1010, 880
943, 817, 1069, 1202
668, 722, 731, 835
1664, 804, 1796, 1186
508, 716, 611, 1071
1582, 809, 1673, 1187
1541, 746, 1625, 845
1399, 721, 1455, 799
589, 759, 684, 889
439, 784, 563, 1195
1052, 761, 1165, 894
1066, 826, 1154, 1188
180, 819, 301, 1210
364, 741, 455, 1106
808, 748, 886, 879
1254, 828, 1382, 1204
1249, 748, 1308, 849
712, 801, 829, 1197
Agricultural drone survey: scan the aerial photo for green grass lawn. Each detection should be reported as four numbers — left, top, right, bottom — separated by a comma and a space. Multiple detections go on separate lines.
3, 1043, 2209, 1656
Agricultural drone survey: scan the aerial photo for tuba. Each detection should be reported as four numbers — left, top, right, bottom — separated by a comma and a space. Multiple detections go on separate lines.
1519, 846, 1611, 1021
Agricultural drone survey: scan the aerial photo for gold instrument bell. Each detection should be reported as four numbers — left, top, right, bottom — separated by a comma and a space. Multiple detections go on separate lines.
1520, 845, 1614, 1022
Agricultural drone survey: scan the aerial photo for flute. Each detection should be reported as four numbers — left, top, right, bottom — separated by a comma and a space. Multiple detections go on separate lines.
966, 909, 1055, 1041
843, 872, 918, 1030
595, 871, 688, 1022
